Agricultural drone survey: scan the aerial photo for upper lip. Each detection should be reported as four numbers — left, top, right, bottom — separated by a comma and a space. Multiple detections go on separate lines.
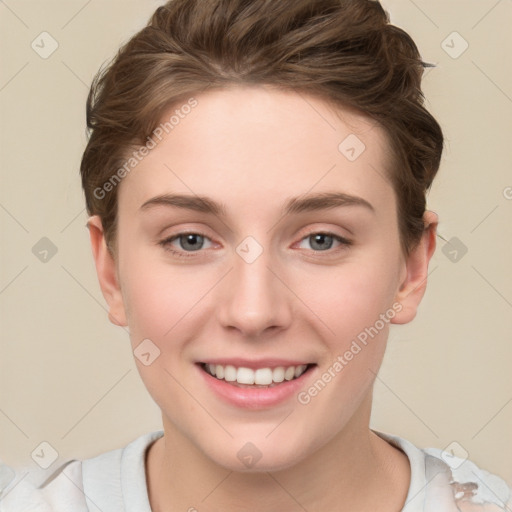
198, 358, 315, 370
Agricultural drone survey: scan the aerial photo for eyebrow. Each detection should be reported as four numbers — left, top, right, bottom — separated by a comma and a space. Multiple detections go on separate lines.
139, 191, 375, 217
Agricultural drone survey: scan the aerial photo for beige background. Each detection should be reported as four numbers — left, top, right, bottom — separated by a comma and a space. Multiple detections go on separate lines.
1, 0, 511, 489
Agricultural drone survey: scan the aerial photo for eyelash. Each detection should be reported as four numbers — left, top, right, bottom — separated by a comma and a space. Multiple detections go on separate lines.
158, 230, 353, 259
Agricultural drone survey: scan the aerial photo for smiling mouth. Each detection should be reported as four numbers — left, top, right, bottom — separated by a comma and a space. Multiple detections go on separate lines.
200, 362, 316, 388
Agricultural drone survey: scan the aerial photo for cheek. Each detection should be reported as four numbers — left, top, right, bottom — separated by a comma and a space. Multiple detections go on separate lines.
295, 261, 396, 418
123, 272, 171, 338
119, 245, 210, 339
301, 252, 399, 339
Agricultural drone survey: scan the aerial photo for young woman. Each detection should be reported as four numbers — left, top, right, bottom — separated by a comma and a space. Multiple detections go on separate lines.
1, 0, 510, 510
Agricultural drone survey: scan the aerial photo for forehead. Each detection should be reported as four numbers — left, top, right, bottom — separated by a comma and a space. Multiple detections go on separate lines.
118, 85, 395, 218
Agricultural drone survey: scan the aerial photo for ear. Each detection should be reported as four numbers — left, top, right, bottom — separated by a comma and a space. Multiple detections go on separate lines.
391, 210, 438, 324
87, 215, 128, 327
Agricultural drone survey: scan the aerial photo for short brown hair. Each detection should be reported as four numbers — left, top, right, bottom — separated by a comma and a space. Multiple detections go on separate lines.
81, 0, 443, 258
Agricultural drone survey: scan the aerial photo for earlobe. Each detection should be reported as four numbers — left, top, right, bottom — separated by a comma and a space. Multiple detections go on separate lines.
87, 215, 128, 327
391, 211, 438, 325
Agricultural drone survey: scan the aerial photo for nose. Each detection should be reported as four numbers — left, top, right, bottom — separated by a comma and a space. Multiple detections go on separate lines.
216, 244, 293, 339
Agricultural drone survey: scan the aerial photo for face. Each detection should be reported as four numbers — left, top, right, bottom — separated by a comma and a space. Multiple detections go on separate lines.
89, 85, 436, 472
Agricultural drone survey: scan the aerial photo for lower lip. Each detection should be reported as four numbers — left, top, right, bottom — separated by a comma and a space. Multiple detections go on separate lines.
196, 364, 316, 410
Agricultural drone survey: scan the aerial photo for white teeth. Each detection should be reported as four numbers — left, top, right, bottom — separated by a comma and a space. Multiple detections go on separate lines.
254, 368, 273, 385
237, 367, 255, 385
273, 366, 285, 383
204, 363, 309, 385
224, 365, 237, 382
294, 365, 307, 378
284, 366, 295, 381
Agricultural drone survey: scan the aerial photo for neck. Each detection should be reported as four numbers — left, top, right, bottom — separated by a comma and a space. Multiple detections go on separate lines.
146, 395, 410, 512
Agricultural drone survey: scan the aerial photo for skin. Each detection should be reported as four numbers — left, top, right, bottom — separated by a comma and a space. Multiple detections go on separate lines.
88, 85, 438, 511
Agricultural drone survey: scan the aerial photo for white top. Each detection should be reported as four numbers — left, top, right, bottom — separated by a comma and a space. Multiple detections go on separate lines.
1, 429, 511, 511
